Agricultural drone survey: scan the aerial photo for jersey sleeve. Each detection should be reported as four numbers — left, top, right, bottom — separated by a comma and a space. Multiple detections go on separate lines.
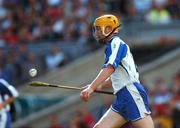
103, 38, 127, 69
0, 79, 19, 98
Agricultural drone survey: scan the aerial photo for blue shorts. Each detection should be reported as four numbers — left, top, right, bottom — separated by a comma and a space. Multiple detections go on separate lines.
111, 82, 151, 121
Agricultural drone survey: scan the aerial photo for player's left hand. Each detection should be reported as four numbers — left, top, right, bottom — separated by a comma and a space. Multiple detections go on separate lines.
80, 85, 94, 102
0, 103, 4, 109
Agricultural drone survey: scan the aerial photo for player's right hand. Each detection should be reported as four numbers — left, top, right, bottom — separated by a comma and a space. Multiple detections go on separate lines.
80, 85, 94, 102
0, 103, 4, 109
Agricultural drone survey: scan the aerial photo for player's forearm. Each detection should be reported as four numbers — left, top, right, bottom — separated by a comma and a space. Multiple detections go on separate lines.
2, 97, 15, 107
99, 78, 112, 89
90, 65, 114, 91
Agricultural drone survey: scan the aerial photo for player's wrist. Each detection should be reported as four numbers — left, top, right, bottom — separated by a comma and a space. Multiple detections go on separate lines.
89, 84, 96, 91
97, 84, 103, 90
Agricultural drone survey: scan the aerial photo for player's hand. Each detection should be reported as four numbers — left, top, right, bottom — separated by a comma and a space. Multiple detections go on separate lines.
0, 103, 4, 109
80, 85, 94, 102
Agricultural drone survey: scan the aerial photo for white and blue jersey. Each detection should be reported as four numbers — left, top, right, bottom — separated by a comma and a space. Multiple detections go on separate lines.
0, 79, 19, 128
103, 36, 151, 121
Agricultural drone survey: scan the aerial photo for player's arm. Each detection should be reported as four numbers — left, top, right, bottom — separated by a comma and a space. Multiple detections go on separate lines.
81, 77, 112, 90
88, 41, 127, 91
0, 79, 19, 109
80, 65, 114, 101
0, 97, 16, 109
97, 77, 112, 90
89, 64, 114, 91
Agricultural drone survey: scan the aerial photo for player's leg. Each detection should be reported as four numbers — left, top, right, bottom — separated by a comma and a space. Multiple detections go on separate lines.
131, 114, 154, 128
93, 108, 127, 128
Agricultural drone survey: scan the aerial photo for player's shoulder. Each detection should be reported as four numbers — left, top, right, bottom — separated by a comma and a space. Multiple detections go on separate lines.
0, 79, 10, 87
111, 36, 127, 46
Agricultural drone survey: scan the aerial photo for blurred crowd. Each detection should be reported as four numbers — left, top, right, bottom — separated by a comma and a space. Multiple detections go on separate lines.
0, 0, 180, 86
0, 43, 66, 86
48, 71, 180, 128
148, 72, 180, 128
0, 0, 179, 45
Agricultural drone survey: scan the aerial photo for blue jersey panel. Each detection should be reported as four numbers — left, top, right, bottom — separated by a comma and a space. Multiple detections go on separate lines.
0, 83, 13, 97
103, 41, 127, 69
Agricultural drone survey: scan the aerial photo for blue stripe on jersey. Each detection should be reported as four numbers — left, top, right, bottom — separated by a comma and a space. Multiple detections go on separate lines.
0, 79, 18, 98
0, 83, 13, 96
103, 42, 127, 69
120, 62, 129, 76
104, 43, 112, 64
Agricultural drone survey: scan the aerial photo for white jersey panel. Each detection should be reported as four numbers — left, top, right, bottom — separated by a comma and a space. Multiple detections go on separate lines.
104, 37, 139, 93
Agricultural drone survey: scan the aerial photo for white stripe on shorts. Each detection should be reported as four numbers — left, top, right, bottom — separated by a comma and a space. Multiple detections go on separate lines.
0, 112, 7, 128
126, 84, 150, 120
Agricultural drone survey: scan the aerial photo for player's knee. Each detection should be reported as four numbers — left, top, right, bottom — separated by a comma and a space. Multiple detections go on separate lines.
93, 123, 102, 128
93, 123, 110, 128
132, 115, 154, 128
93, 124, 99, 128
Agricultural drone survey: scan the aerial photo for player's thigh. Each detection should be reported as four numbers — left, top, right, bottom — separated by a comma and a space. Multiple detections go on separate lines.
94, 108, 127, 128
131, 115, 154, 128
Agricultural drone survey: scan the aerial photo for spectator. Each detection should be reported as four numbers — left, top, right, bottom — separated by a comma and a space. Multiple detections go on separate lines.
133, 0, 152, 14
154, 82, 171, 104
153, 78, 171, 115
49, 115, 64, 128
166, 0, 180, 19
145, 1, 171, 24
69, 109, 89, 128
0, 60, 11, 83
133, 0, 152, 21
52, 13, 65, 40
16, 43, 30, 63
73, 108, 96, 128
69, 117, 88, 128
170, 72, 180, 128
5, 53, 18, 85
45, 46, 65, 70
